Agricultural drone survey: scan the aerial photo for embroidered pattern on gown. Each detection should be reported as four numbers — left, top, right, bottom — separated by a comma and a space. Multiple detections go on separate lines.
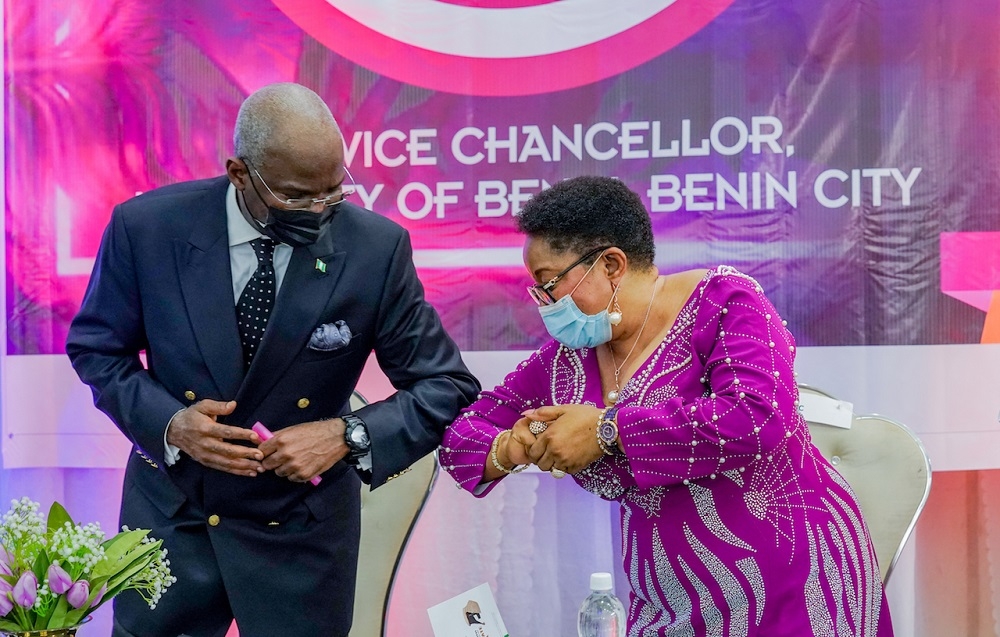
440, 267, 893, 636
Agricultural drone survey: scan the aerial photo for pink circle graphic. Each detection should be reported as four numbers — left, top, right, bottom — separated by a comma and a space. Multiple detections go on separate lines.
436, 1, 561, 7
272, 0, 735, 96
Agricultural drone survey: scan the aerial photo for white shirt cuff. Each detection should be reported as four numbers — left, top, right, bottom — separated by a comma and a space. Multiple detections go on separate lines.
357, 451, 373, 472
163, 408, 185, 466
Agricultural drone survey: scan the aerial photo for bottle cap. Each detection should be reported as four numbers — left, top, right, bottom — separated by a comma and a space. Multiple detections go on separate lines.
590, 572, 613, 591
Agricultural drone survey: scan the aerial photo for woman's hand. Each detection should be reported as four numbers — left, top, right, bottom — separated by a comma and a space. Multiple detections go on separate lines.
520, 404, 606, 475
506, 416, 538, 466
482, 418, 539, 482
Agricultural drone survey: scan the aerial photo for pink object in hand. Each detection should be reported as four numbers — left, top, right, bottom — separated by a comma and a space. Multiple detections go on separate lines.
252, 422, 322, 486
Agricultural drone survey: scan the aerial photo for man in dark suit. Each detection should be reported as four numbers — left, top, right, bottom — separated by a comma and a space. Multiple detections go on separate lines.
66, 83, 480, 636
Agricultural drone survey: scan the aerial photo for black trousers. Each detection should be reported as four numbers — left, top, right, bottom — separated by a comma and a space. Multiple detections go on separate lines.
112, 469, 360, 637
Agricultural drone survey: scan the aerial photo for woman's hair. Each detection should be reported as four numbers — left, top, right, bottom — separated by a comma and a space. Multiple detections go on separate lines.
516, 176, 656, 269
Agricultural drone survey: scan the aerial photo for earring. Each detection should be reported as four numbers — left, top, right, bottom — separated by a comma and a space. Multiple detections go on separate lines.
609, 298, 623, 325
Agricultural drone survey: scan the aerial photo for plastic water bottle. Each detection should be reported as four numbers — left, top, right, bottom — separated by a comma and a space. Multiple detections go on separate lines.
578, 572, 626, 637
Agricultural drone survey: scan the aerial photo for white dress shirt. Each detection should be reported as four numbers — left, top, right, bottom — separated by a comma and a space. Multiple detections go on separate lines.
163, 185, 371, 473
163, 184, 291, 465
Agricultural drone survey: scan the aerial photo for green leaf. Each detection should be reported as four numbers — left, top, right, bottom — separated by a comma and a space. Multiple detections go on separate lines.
91, 530, 150, 579
86, 574, 111, 592
45, 596, 70, 629
46, 502, 73, 534
100, 529, 149, 558
62, 606, 90, 627
96, 541, 163, 601
0, 618, 25, 631
105, 548, 159, 592
101, 529, 149, 555
108, 541, 161, 580
31, 551, 48, 581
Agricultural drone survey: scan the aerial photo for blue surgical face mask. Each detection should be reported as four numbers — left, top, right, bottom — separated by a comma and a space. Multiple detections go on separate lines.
537, 251, 616, 349
538, 294, 613, 349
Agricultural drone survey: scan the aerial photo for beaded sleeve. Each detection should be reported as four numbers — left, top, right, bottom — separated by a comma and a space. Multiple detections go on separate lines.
616, 271, 802, 490
440, 342, 558, 495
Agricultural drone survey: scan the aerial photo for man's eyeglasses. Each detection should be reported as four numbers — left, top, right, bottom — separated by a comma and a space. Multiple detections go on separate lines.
244, 158, 357, 211
526, 245, 612, 306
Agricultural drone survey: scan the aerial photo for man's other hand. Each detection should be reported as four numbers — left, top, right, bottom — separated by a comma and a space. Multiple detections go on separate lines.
166, 400, 263, 477
259, 419, 348, 483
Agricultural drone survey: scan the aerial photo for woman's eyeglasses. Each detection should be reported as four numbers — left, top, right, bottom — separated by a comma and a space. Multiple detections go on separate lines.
526, 245, 611, 306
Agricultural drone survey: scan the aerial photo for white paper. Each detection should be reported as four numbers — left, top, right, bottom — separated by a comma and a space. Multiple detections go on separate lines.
427, 582, 510, 637
798, 391, 854, 429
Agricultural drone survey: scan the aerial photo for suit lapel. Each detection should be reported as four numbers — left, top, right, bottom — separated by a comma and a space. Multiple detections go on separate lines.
175, 185, 244, 399
234, 227, 347, 418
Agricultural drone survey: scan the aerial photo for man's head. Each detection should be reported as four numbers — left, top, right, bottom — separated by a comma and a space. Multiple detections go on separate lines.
226, 83, 350, 242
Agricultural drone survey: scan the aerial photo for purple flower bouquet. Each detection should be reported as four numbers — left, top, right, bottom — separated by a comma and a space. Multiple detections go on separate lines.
0, 499, 175, 634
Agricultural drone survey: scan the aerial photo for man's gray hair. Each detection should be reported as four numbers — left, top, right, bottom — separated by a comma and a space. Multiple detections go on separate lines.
234, 83, 338, 167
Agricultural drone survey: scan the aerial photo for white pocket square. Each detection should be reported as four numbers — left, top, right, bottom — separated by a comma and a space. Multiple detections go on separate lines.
308, 320, 352, 351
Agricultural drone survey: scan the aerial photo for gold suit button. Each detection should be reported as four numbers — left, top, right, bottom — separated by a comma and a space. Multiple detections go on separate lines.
297, 398, 310, 409
184, 390, 196, 401
208, 514, 220, 527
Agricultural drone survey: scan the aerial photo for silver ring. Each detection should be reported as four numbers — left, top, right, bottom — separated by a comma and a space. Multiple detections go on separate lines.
550, 468, 566, 479
528, 420, 548, 435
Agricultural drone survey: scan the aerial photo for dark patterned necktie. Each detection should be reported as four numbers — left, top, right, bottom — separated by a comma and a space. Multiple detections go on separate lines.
237, 238, 276, 369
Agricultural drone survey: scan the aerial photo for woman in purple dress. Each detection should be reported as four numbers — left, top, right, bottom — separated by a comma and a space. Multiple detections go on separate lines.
440, 176, 893, 636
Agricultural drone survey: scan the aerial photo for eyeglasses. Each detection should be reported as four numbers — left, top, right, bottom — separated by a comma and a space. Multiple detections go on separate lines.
526, 245, 612, 306
243, 158, 357, 211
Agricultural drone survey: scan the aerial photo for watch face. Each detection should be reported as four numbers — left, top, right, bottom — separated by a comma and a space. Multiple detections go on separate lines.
347, 421, 370, 451
598, 420, 618, 445
350, 426, 370, 447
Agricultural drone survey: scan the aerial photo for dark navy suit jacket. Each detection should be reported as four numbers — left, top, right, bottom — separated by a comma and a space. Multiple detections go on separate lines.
66, 176, 479, 632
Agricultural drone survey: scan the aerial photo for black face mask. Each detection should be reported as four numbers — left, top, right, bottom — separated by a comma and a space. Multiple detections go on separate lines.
254, 204, 336, 248
240, 162, 339, 247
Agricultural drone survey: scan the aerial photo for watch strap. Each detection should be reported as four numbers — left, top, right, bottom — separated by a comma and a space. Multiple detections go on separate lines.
342, 413, 370, 465
597, 406, 620, 455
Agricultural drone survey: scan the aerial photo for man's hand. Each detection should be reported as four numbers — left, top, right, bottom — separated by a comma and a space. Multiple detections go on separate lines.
166, 400, 263, 477
259, 418, 349, 483
521, 404, 605, 475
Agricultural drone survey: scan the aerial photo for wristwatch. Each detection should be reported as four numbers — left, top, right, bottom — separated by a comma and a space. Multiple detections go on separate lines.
342, 414, 371, 465
597, 407, 620, 454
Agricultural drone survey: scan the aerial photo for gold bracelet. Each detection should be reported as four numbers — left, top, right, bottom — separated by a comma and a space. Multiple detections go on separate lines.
490, 430, 526, 474
595, 408, 613, 455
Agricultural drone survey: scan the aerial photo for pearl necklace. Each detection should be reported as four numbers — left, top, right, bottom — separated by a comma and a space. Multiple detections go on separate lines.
607, 278, 660, 404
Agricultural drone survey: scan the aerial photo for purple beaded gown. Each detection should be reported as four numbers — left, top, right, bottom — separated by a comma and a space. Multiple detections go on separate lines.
441, 267, 893, 637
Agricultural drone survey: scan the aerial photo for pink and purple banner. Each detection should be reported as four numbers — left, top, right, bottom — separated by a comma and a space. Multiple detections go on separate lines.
8, 4, 1000, 635
6, 0, 1000, 355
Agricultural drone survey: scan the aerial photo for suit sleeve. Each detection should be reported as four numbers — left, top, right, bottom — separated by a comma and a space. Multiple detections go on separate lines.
65, 205, 185, 467
352, 230, 481, 488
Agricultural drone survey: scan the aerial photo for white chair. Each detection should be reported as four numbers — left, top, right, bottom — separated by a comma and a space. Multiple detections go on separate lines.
348, 392, 439, 637
797, 384, 932, 585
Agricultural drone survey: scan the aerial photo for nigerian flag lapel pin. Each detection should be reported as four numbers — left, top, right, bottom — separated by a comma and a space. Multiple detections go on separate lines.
315, 259, 327, 273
